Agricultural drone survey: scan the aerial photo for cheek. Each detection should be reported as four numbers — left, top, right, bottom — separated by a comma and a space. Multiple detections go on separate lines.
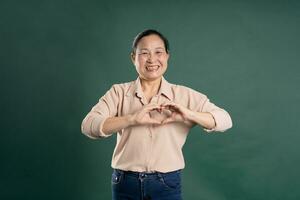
137, 57, 147, 65
159, 54, 168, 62
160, 58, 168, 66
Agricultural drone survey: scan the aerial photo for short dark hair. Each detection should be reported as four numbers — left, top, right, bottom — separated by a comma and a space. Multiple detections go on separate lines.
132, 29, 170, 54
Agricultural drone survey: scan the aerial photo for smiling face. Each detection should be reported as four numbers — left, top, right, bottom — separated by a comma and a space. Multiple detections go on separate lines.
131, 34, 169, 81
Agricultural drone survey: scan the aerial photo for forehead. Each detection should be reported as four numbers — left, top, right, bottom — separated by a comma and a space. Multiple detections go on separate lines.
136, 34, 165, 49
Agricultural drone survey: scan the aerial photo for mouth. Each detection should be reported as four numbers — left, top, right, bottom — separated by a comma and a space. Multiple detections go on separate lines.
146, 65, 160, 72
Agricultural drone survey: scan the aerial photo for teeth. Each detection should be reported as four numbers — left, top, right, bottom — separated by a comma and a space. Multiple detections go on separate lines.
146, 66, 159, 71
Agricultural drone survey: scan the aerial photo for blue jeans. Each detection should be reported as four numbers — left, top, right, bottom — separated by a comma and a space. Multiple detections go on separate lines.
111, 169, 182, 200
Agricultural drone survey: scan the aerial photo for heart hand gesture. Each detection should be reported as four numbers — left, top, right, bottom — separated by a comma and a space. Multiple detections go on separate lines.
130, 102, 194, 126
160, 102, 194, 126
130, 103, 162, 126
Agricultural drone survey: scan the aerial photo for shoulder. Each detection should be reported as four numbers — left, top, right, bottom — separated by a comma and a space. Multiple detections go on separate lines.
168, 82, 210, 111
107, 80, 135, 95
170, 83, 208, 100
111, 81, 133, 90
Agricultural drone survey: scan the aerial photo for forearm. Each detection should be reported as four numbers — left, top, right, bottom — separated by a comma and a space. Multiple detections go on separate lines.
102, 115, 134, 135
188, 111, 216, 130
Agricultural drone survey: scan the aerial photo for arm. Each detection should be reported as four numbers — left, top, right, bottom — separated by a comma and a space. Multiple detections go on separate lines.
101, 115, 133, 136
81, 86, 163, 138
81, 85, 119, 139
102, 103, 162, 135
161, 98, 232, 132
200, 98, 233, 132
160, 102, 216, 129
188, 111, 216, 130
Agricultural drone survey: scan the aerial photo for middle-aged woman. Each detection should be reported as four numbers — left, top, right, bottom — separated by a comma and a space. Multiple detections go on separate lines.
81, 29, 233, 200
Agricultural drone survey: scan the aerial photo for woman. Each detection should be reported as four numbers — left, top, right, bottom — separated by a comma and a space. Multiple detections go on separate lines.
81, 29, 232, 200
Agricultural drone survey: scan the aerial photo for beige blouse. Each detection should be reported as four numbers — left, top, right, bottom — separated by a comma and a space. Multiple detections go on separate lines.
81, 76, 232, 172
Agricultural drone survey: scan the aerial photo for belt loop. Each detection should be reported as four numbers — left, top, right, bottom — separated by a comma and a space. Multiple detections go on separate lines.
157, 172, 163, 179
115, 169, 124, 175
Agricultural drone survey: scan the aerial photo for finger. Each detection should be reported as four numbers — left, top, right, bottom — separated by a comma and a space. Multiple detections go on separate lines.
147, 118, 162, 125
162, 102, 178, 110
145, 104, 161, 111
158, 107, 162, 113
141, 105, 160, 115
161, 102, 176, 108
164, 105, 180, 113
162, 118, 174, 124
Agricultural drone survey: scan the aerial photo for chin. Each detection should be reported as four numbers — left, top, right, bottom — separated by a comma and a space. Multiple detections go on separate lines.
144, 74, 163, 81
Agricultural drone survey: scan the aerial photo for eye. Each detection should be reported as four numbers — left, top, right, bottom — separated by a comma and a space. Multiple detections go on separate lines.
139, 52, 149, 55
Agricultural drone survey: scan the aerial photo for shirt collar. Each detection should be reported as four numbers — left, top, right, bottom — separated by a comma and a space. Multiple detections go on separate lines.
126, 76, 173, 100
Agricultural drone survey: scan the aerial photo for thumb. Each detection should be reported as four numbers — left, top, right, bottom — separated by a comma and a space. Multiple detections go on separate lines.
148, 118, 162, 125
161, 117, 174, 124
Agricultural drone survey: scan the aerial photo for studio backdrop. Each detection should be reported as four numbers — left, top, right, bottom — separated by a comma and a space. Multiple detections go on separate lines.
1, 0, 299, 199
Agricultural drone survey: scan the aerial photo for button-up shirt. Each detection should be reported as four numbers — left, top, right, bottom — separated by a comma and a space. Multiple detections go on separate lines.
81, 76, 232, 172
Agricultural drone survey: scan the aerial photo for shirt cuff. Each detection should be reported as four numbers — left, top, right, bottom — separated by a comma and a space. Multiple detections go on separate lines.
96, 116, 113, 138
84, 116, 112, 139
203, 109, 232, 133
203, 111, 217, 133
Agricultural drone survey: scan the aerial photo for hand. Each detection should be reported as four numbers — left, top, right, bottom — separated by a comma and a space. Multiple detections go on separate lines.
160, 102, 194, 125
130, 103, 162, 126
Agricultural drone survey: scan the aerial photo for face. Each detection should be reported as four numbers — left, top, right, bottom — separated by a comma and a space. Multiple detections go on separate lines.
131, 34, 169, 81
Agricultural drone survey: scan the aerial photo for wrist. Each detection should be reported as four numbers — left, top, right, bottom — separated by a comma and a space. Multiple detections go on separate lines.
186, 110, 197, 123
127, 114, 136, 126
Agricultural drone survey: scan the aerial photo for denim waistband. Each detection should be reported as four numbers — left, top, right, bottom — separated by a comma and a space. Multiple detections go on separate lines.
114, 168, 181, 177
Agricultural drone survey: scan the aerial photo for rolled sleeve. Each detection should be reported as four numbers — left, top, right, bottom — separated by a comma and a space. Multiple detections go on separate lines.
201, 98, 233, 133
81, 85, 119, 139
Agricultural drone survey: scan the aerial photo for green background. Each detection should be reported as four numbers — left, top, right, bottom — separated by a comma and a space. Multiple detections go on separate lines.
1, 0, 300, 199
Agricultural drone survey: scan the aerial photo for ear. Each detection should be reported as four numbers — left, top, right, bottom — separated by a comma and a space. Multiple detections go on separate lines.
166, 51, 170, 60
130, 52, 135, 64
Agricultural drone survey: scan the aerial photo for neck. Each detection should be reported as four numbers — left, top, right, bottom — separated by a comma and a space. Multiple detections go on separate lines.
140, 77, 162, 94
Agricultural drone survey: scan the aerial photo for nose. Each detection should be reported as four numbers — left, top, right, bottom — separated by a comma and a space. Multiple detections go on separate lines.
146, 52, 155, 63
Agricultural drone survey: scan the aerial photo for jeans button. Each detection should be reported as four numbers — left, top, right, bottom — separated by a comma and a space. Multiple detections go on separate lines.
140, 173, 147, 178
